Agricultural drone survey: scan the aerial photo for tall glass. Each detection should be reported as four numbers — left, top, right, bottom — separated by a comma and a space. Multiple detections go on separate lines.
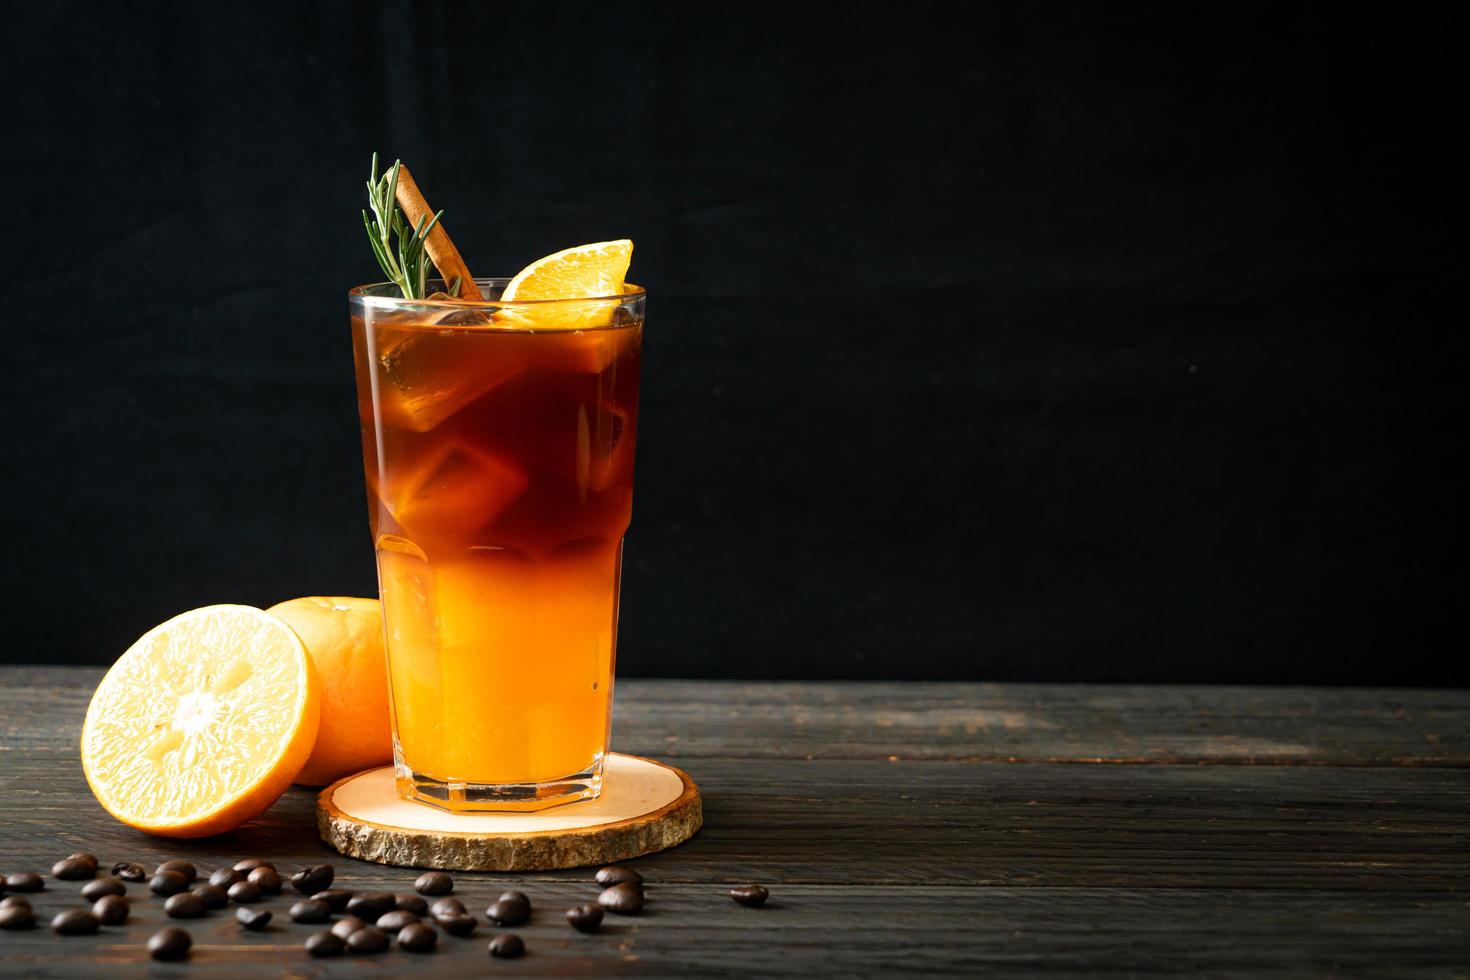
349, 278, 644, 811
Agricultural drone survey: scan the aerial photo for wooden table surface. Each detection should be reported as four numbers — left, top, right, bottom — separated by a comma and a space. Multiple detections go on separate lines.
1, 666, 1466, 977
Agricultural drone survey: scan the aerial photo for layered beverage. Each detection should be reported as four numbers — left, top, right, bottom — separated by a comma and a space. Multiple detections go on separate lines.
350, 277, 643, 810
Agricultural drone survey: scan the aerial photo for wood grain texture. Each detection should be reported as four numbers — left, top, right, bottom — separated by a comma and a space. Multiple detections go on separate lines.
1, 666, 1467, 976
5, 667, 1464, 765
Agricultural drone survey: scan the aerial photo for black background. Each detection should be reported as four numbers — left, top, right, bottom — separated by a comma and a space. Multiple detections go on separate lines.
2, 3, 1464, 683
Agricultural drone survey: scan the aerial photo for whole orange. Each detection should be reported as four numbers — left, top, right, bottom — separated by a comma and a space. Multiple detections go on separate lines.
268, 596, 392, 787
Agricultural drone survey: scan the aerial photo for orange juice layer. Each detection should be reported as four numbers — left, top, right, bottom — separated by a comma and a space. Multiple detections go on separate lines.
377, 537, 620, 785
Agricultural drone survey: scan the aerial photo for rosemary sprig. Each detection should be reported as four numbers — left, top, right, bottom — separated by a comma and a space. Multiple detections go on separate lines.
361, 153, 445, 299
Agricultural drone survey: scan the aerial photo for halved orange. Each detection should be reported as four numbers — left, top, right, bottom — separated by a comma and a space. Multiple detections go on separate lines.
498, 239, 633, 329
81, 605, 320, 838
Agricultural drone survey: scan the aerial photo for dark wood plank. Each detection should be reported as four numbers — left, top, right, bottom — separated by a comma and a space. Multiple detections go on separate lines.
4, 667, 1468, 766
0, 886, 1464, 978
2, 758, 1466, 890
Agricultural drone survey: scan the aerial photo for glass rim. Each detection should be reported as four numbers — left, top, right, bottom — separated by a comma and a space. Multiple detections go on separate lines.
349, 276, 646, 310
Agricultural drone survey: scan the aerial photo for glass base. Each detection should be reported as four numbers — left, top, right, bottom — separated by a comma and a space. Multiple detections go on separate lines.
394, 752, 605, 813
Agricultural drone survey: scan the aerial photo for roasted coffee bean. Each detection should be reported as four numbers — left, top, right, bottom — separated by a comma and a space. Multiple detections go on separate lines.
331, 915, 367, 940
414, 870, 453, 895
499, 889, 530, 905
150, 871, 188, 897
228, 881, 263, 904
429, 896, 466, 918
347, 926, 390, 954
151, 870, 190, 897
487, 897, 530, 926
376, 909, 419, 931
729, 884, 769, 907
346, 891, 395, 920
236, 906, 272, 931
233, 858, 274, 873
192, 884, 229, 910
290, 864, 334, 894
290, 899, 331, 924
566, 903, 604, 933
111, 862, 148, 882
148, 926, 192, 961
438, 912, 477, 936
597, 882, 644, 915
595, 865, 642, 887
53, 854, 98, 880
4, 872, 44, 893
51, 909, 101, 935
305, 930, 345, 957
397, 921, 437, 953
488, 932, 525, 959
209, 867, 244, 888
395, 893, 428, 915
0, 896, 32, 911
313, 888, 354, 913
155, 860, 197, 884
247, 866, 282, 894
93, 894, 130, 925
165, 892, 208, 918
0, 904, 36, 929
80, 877, 126, 900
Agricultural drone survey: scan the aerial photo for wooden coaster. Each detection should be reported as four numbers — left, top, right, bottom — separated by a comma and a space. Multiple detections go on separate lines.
316, 754, 702, 871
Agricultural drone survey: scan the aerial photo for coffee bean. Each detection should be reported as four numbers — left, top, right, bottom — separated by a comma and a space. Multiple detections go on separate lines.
111, 862, 148, 882
247, 866, 282, 894
233, 858, 274, 872
376, 909, 419, 931
192, 884, 229, 910
429, 896, 466, 919
397, 921, 437, 953
4, 872, 44, 892
595, 864, 642, 887
148, 926, 192, 961
331, 915, 366, 940
488, 932, 525, 959
228, 881, 263, 904
165, 892, 208, 918
290, 864, 334, 894
729, 884, 769, 907
487, 896, 530, 926
347, 926, 390, 954
155, 860, 197, 885
51, 909, 101, 935
499, 889, 530, 905
305, 929, 345, 957
0, 904, 36, 929
312, 888, 354, 913
236, 906, 272, 931
93, 894, 129, 925
80, 877, 126, 900
566, 903, 604, 932
0, 896, 32, 912
346, 891, 395, 920
290, 899, 331, 924
438, 912, 477, 936
414, 870, 454, 895
209, 867, 244, 888
395, 893, 428, 915
149, 871, 189, 897
598, 882, 644, 915
52, 854, 98, 880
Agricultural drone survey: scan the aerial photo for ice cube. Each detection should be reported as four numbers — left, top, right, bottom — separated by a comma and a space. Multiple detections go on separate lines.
571, 400, 631, 492
386, 439, 530, 538
374, 331, 524, 432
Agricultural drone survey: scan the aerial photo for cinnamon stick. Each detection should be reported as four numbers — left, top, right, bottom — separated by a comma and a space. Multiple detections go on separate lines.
393, 165, 484, 301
